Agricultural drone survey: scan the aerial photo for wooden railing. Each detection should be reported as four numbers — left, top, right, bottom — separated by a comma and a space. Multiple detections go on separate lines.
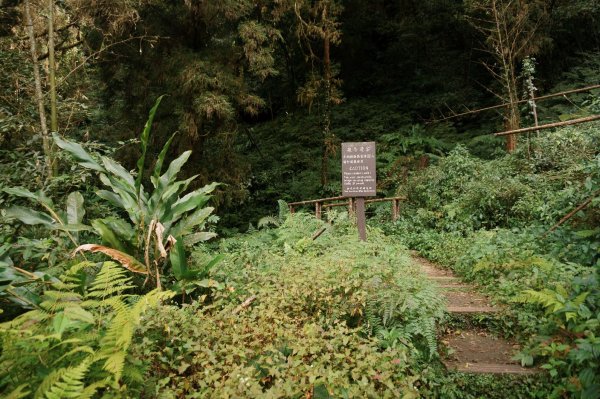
288, 196, 406, 221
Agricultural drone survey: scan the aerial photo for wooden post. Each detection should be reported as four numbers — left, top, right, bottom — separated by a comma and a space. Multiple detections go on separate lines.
289, 205, 295, 214
348, 197, 354, 216
392, 199, 399, 221
315, 202, 322, 220
356, 197, 366, 241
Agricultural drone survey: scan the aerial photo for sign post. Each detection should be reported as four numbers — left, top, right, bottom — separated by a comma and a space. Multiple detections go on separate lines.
342, 142, 376, 241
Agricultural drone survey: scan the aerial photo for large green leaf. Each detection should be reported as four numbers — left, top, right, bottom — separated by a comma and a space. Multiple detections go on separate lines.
162, 150, 192, 184
152, 132, 178, 182
170, 207, 214, 237
169, 239, 188, 280
171, 182, 219, 219
4, 206, 55, 226
153, 175, 199, 223
53, 133, 104, 172
99, 174, 142, 223
0, 263, 18, 285
96, 190, 125, 209
149, 152, 193, 205
199, 254, 224, 275
183, 232, 218, 246
3, 187, 39, 201
66, 192, 85, 225
136, 95, 165, 193
3, 187, 53, 207
101, 157, 135, 189
91, 219, 129, 253
170, 192, 210, 222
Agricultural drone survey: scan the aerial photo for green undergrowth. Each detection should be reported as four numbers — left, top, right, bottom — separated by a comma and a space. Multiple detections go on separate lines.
131, 212, 446, 398
419, 368, 552, 399
384, 123, 600, 397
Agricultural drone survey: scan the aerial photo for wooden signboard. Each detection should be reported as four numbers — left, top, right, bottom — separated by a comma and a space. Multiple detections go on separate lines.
342, 142, 376, 197
342, 142, 376, 241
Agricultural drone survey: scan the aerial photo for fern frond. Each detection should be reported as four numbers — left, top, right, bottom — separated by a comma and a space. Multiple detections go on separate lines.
52, 346, 95, 365
1, 309, 51, 329
258, 215, 280, 229
40, 291, 83, 312
514, 289, 562, 312
421, 317, 437, 358
87, 262, 134, 298
6, 384, 30, 399
77, 381, 108, 399
35, 368, 67, 399
42, 358, 91, 399
102, 351, 126, 381
277, 199, 290, 221
98, 289, 174, 381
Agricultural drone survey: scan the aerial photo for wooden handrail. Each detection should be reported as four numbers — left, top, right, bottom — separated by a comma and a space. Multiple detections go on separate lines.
289, 196, 406, 221
290, 196, 406, 207
432, 84, 600, 123
494, 115, 600, 136
288, 196, 346, 206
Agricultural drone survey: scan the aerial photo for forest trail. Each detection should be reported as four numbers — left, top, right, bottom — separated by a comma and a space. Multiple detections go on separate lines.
411, 255, 537, 375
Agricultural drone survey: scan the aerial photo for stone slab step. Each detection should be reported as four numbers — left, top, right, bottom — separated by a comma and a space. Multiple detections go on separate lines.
428, 276, 460, 282
447, 306, 499, 313
443, 361, 538, 375
435, 284, 471, 289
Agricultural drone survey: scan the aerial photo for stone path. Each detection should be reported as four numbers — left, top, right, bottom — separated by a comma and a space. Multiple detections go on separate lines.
412, 255, 537, 375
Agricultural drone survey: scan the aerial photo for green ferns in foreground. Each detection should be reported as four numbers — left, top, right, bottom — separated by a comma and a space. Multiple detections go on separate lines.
0, 262, 173, 398
131, 213, 445, 397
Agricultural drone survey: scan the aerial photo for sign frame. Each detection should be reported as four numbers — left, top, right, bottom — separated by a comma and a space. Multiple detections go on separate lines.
341, 142, 376, 241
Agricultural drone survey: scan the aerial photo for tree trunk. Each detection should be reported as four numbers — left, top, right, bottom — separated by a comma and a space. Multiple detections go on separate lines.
24, 0, 52, 177
320, 5, 332, 188
47, 0, 58, 174
504, 65, 520, 152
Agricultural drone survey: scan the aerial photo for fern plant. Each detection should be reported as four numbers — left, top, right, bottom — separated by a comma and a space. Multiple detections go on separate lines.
0, 261, 174, 398
364, 271, 444, 359
52, 96, 221, 290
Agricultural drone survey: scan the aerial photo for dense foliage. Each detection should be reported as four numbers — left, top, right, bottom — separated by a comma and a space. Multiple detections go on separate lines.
386, 123, 600, 397
1, 0, 599, 397
132, 213, 446, 397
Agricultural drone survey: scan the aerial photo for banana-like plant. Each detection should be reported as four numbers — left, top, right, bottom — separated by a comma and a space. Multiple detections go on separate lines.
52, 96, 221, 290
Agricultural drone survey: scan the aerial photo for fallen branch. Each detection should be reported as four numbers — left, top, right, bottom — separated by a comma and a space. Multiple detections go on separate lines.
543, 190, 600, 237
311, 226, 327, 240
232, 295, 257, 314
494, 115, 600, 136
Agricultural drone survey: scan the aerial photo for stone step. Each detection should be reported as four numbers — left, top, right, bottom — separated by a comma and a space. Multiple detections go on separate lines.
428, 276, 460, 282
447, 306, 499, 313
443, 361, 538, 375
437, 284, 471, 290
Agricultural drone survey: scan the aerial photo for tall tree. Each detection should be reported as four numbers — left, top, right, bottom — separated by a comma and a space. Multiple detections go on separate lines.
47, 0, 58, 175
466, 0, 550, 152
294, 0, 343, 187
23, 0, 52, 176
